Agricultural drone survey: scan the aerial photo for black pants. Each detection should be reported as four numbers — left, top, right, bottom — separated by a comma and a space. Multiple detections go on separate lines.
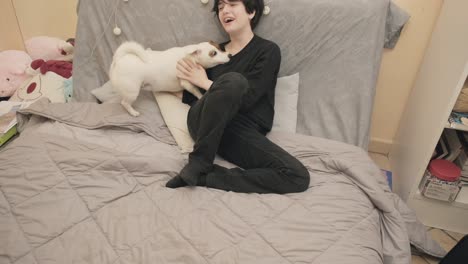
440, 235, 468, 264
186, 72, 310, 194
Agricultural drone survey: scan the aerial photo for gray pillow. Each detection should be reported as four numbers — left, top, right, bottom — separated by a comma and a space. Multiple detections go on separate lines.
385, 2, 410, 49
90, 81, 120, 103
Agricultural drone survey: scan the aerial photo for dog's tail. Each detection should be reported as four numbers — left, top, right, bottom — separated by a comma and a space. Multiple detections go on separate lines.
113, 41, 147, 63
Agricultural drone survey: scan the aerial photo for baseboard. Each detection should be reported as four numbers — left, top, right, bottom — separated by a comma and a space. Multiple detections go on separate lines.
368, 137, 393, 155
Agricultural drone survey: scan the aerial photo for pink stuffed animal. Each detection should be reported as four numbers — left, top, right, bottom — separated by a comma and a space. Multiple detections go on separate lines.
25, 36, 74, 62
0, 50, 32, 97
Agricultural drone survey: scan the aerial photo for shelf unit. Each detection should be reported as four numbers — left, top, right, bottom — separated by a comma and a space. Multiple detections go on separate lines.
390, 0, 468, 234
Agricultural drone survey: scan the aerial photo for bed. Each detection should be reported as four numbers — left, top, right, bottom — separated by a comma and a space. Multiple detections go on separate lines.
0, 0, 445, 263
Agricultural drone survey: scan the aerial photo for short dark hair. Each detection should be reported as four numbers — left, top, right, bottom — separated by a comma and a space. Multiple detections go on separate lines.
212, 0, 264, 30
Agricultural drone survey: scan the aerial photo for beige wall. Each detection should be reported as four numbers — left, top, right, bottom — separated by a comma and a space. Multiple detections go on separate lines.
13, 0, 78, 41
0, 0, 78, 51
0, 0, 443, 154
369, 0, 443, 154
0, 0, 25, 50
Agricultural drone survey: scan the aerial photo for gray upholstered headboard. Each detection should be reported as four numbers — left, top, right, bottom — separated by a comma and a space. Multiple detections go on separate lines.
73, 0, 408, 149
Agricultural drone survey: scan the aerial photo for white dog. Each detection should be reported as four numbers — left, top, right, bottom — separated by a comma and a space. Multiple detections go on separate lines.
109, 41, 230, 116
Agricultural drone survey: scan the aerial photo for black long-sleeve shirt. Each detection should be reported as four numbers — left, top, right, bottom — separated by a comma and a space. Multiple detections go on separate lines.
182, 35, 281, 132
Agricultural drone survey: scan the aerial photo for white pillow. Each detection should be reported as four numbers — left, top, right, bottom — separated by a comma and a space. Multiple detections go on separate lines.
92, 73, 300, 153
272, 73, 299, 133
153, 92, 194, 153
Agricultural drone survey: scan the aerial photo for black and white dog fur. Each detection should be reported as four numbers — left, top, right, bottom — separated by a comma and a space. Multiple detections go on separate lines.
109, 41, 230, 116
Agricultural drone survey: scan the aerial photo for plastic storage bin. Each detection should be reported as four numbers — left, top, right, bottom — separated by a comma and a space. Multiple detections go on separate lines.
419, 159, 462, 202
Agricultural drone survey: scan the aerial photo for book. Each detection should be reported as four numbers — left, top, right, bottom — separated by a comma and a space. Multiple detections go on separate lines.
434, 134, 449, 160
0, 125, 17, 147
455, 151, 468, 169
0, 101, 33, 147
0, 108, 17, 134
444, 129, 463, 161
0, 101, 32, 134
447, 112, 468, 132
381, 169, 393, 190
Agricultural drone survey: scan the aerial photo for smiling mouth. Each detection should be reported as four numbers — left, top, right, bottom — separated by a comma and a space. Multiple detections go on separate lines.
224, 18, 235, 24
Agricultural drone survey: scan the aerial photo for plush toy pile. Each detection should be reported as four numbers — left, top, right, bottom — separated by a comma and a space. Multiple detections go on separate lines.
0, 36, 74, 103
0, 50, 32, 99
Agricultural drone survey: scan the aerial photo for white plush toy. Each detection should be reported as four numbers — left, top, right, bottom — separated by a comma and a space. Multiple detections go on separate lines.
25, 36, 74, 62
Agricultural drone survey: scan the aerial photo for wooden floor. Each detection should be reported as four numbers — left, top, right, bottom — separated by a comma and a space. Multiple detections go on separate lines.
412, 228, 464, 263
367, 152, 465, 263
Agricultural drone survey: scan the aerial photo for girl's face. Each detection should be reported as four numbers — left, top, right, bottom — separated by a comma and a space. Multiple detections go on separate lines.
217, 0, 255, 35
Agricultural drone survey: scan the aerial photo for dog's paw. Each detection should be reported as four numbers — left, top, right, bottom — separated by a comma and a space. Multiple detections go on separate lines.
121, 102, 140, 117
125, 108, 140, 116
129, 110, 140, 117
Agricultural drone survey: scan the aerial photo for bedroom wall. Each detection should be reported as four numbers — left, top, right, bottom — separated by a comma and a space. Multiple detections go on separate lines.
369, 0, 444, 154
0, 0, 78, 51
0, 0, 25, 50
0, 0, 443, 155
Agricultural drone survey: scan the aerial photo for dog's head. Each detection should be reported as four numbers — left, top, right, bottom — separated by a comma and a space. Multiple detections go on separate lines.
190, 41, 230, 68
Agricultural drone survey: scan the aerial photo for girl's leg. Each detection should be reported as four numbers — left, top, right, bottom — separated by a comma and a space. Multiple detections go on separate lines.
206, 114, 310, 194
167, 72, 248, 186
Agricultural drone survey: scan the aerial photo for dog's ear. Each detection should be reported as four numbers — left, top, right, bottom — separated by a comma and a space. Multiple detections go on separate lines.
208, 41, 222, 51
191, 49, 201, 56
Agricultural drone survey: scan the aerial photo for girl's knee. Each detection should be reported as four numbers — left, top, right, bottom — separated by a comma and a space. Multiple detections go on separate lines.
212, 72, 248, 95
219, 72, 248, 84
293, 166, 310, 192
281, 164, 310, 193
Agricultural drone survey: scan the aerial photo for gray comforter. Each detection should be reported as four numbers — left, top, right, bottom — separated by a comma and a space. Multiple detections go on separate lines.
0, 94, 445, 264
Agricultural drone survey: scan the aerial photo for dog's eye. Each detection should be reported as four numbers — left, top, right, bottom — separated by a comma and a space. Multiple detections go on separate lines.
209, 50, 217, 57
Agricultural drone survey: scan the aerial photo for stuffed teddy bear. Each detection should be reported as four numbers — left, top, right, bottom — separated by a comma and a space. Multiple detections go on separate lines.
0, 50, 33, 98
25, 36, 74, 61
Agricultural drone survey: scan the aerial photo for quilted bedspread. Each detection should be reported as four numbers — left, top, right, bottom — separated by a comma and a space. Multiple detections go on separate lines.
0, 95, 444, 264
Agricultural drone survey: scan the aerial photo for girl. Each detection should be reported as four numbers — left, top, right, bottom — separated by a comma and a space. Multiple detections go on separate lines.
166, 0, 310, 194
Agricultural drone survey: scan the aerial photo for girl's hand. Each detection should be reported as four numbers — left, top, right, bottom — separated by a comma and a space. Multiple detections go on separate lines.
172, 91, 183, 99
176, 58, 213, 90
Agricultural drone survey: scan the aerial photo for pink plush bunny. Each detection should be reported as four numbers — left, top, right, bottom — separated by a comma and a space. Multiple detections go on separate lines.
25, 36, 74, 61
0, 50, 32, 97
